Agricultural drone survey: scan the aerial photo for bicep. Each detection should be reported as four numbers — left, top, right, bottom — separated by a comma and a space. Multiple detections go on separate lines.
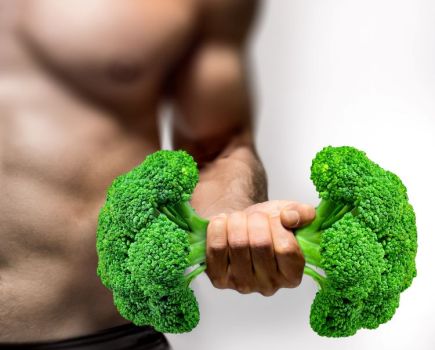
172, 44, 254, 162
171, 0, 259, 164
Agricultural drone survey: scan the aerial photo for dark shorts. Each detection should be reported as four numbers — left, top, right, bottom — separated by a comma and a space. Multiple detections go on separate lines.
0, 323, 170, 350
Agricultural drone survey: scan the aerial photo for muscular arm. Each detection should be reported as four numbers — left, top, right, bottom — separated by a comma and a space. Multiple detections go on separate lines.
171, 0, 314, 295
171, 0, 263, 215
173, 48, 265, 215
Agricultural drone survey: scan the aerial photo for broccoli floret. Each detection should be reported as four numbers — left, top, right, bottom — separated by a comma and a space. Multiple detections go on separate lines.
295, 146, 418, 337
310, 289, 364, 337
147, 284, 200, 333
127, 213, 206, 288
302, 214, 386, 299
96, 150, 208, 333
112, 280, 153, 326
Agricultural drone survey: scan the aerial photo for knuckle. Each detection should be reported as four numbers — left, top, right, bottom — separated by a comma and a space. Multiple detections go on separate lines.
210, 215, 227, 226
276, 242, 300, 258
228, 238, 249, 250
229, 211, 247, 224
227, 211, 248, 250
248, 212, 270, 233
250, 237, 272, 251
208, 240, 227, 252
208, 217, 227, 233
248, 211, 269, 221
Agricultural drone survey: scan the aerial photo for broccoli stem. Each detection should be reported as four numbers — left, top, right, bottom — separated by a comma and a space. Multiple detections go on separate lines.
188, 240, 206, 266
160, 207, 190, 231
295, 198, 354, 288
303, 266, 326, 289
160, 201, 209, 243
168, 201, 209, 237
161, 201, 209, 285
320, 203, 353, 230
296, 236, 322, 266
185, 264, 207, 285
295, 199, 337, 242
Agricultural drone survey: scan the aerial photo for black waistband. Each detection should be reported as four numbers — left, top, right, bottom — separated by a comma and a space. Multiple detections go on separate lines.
0, 323, 170, 350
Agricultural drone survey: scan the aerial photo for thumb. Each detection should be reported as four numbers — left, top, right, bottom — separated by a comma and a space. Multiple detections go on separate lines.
280, 202, 316, 229
280, 208, 301, 229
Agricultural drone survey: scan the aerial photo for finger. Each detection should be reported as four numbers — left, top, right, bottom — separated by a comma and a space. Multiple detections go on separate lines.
244, 200, 293, 216
227, 211, 255, 292
206, 214, 229, 288
247, 212, 278, 295
280, 203, 316, 229
269, 215, 305, 287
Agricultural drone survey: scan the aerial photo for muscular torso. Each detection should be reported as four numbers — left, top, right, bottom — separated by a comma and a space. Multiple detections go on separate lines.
0, 0, 253, 341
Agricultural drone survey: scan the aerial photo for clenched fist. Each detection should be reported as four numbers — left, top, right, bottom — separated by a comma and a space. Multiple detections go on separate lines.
206, 200, 315, 296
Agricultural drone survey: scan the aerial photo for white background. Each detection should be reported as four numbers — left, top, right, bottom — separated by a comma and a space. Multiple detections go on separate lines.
168, 1, 435, 349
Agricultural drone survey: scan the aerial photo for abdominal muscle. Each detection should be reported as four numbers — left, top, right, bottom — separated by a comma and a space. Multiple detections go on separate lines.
0, 74, 161, 342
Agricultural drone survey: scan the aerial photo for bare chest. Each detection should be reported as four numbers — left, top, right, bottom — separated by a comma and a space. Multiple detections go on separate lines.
16, 0, 198, 106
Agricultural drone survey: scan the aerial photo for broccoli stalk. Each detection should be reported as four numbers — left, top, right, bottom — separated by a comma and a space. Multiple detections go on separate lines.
159, 201, 209, 285
295, 198, 355, 288
297, 199, 354, 244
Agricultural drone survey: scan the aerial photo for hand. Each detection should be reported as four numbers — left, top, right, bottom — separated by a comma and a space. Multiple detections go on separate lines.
205, 200, 315, 296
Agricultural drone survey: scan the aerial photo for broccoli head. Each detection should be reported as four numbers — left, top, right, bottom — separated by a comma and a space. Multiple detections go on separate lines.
96, 150, 208, 333
295, 146, 417, 337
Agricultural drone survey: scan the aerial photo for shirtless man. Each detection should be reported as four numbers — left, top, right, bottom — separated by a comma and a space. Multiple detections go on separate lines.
0, 1, 315, 348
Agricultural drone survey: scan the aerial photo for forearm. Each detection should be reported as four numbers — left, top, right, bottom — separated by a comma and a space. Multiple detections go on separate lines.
190, 134, 268, 218
169, 19, 265, 217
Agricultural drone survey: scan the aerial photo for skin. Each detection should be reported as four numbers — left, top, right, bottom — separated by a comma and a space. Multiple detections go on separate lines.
0, 0, 314, 342
205, 202, 315, 296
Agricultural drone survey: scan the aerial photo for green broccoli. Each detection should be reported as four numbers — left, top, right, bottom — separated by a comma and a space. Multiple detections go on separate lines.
96, 146, 417, 337
96, 150, 208, 333
295, 146, 417, 337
